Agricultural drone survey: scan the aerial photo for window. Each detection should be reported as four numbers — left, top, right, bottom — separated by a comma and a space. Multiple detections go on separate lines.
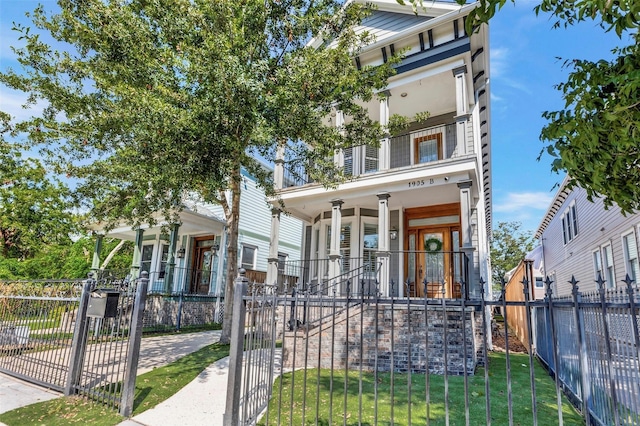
593, 249, 603, 281
561, 202, 578, 244
240, 245, 257, 270
158, 245, 169, 278
622, 231, 639, 283
363, 145, 378, 173
326, 223, 351, 272
141, 244, 154, 274
344, 147, 353, 176
414, 133, 443, 164
535, 277, 544, 288
277, 252, 288, 274
363, 223, 378, 274
601, 244, 615, 288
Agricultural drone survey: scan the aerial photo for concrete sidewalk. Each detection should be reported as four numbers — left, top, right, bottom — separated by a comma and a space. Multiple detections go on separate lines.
118, 356, 230, 426
0, 330, 222, 421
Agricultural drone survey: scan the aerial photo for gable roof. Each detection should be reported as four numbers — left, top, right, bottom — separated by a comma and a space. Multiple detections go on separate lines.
534, 175, 571, 239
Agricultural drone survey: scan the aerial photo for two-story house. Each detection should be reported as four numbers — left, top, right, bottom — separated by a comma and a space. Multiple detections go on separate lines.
536, 176, 640, 296
264, 0, 492, 299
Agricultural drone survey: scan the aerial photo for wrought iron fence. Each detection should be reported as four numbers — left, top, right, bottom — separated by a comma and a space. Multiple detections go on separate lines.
224, 270, 640, 426
0, 273, 149, 416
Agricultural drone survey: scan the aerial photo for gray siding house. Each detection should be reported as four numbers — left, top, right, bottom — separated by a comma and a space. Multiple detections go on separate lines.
535, 176, 640, 296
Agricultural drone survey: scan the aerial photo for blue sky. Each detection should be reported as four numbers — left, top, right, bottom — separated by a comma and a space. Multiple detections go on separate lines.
0, 0, 626, 233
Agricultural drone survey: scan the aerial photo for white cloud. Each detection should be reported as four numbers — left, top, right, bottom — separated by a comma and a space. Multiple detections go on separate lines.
490, 46, 509, 78
494, 191, 554, 213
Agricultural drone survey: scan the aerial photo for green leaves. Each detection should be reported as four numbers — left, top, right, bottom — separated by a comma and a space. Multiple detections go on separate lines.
490, 221, 535, 289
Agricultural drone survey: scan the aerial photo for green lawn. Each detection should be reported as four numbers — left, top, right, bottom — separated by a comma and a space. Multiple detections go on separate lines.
260, 352, 584, 426
0, 343, 230, 426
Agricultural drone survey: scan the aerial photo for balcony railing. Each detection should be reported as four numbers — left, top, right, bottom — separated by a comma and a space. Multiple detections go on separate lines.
279, 121, 464, 189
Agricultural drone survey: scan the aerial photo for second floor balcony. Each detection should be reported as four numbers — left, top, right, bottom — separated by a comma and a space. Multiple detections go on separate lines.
279, 119, 473, 189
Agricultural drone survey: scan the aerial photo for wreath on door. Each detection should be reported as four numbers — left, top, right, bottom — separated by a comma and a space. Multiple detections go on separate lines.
424, 237, 443, 253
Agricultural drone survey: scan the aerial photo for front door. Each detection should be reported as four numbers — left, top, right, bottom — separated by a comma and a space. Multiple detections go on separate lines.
190, 236, 216, 294
406, 227, 461, 298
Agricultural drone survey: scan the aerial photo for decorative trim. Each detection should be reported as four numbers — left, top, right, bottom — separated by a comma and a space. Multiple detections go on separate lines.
452, 65, 468, 76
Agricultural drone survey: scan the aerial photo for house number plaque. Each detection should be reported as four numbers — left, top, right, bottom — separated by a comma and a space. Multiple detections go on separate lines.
408, 178, 435, 188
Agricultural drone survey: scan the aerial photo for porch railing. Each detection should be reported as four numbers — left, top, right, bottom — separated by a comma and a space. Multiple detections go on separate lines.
278, 250, 470, 299
280, 121, 464, 189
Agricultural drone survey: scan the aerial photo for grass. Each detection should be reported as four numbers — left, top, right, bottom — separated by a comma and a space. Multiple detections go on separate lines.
0, 343, 230, 426
259, 352, 584, 426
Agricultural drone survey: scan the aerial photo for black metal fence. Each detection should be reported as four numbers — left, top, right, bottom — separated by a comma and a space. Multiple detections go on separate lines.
224, 269, 640, 426
0, 274, 149, 416
534, 275, 640, 426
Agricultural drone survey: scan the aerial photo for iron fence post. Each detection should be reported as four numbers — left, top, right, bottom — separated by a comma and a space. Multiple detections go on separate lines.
223, 271, 248, 426
119, 272, 149, 417
623, 274, 640, 383
521, 275, 538, 426
64, 275, 94, 396
545, 276, 564, 425
570, 275, 592, 425
176, 290, 184, 332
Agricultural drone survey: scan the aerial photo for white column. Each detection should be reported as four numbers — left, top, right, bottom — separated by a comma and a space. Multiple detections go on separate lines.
458, 180, 473, 249
453, 65, 469, 155
377, 193, 391, 296
130, 228, 145, 280
266, 208, 281, 285
274, 142, 285, 190
328, 200, 343, 285
379, 93, 390, 171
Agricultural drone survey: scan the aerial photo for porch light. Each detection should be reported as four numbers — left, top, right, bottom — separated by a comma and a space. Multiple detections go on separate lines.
390, 228, 398, 240
177, 247, 186, 258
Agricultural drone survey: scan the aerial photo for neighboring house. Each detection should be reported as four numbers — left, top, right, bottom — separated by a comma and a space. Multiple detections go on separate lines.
90, 170, 303, 295
266, 0, 492, 298
504, 245, 545, 300
535, 175, 640, 296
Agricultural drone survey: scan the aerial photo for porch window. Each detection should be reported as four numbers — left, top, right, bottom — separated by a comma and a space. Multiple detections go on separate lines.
363, 145, 378, 173
241, 245, 257, 270
415, 134, 442, 164
158, 244, 169, 278
141, 244, 154, 274
277, 252, 288, 274
326, 224, 351, 272
363, 223, 378, 274
622, 231, 639, 283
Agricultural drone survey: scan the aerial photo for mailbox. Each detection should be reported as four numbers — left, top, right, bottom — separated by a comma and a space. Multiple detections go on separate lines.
87, 289, 120, 318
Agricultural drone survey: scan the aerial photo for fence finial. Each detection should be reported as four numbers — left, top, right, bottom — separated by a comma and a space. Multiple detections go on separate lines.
238, 268, 246, 277
544, 276, 554, 298
623, 274, 635, 295
500, 277, 506, 297
479, 276, 486, 298
595, 272, 606, 293
569, 275, 580, 296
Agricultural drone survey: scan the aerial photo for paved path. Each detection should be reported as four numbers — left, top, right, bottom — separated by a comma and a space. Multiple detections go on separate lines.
0, 330, 222, 420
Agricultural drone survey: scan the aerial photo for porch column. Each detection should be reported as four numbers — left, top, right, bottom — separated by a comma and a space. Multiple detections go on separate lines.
379, 93, 390, 171
328, 200, 343, 286
91, 234, 103, 275
163, 223, 180, 293
458, 180, 473, 248
453, 65, 469, 155
274, 141, 285, 190
377, 193, 391, 296
266, 208, 281, 286
130, 228, 145, 280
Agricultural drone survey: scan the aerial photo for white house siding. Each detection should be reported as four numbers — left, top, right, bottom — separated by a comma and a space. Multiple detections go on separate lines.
539, 185, 640, 296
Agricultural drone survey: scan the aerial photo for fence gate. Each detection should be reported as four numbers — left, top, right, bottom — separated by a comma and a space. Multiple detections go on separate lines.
65, 273, 149, 416
0, 280, 82, 390
0, 273, 148, 416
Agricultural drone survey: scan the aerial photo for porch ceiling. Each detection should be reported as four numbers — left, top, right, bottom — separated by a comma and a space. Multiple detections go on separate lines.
90, 210, 226, 241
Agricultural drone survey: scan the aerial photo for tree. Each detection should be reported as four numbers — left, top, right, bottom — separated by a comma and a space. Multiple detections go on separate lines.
405, 0, 640, 213
0, 0, 397, 342
490, 221, 535, 290
0, 113, 79, 259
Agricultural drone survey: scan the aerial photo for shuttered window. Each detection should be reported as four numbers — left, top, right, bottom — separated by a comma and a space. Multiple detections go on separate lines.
344, 147, 353, 177
363, 145, 378, 173
363, 223, 378, 274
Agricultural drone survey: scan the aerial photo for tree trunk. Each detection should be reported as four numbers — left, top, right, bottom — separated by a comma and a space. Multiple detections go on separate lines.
219, 167, 242, 344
